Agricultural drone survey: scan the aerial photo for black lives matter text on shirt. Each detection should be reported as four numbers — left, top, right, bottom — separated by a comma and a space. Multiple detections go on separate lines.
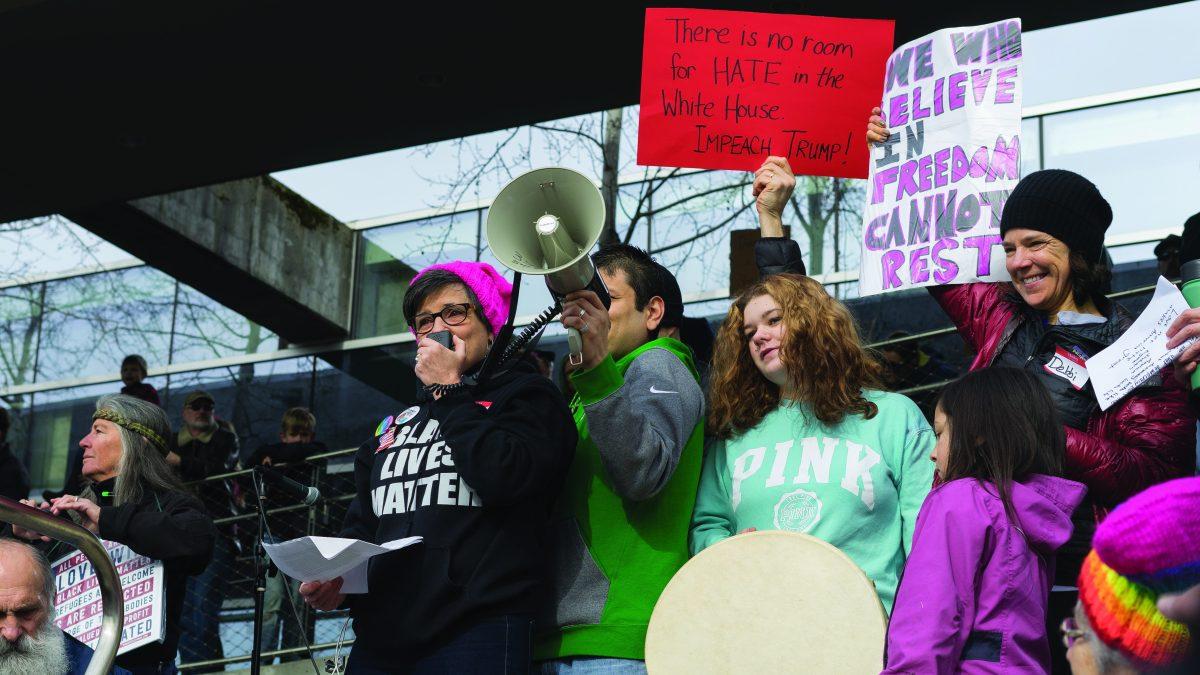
370, 413, 481, 517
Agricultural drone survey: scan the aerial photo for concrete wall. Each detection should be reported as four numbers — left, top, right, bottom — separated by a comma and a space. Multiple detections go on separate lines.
67, 176, 355, 343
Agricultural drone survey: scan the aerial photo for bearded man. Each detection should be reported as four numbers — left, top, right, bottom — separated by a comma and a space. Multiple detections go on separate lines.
0, 538, 131, 674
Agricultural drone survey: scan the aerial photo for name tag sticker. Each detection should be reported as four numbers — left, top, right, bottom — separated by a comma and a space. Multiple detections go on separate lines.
1044, 347, 1089, 390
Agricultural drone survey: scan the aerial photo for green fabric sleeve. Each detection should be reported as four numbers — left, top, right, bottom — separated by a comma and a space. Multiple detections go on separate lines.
569, 355, 624, 406
689, 438, 735, 555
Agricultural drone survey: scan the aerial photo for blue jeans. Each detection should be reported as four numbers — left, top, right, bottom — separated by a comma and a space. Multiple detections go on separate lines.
539, 657, 648, 674
348, 614, 534, 674
177, 535, 233, 671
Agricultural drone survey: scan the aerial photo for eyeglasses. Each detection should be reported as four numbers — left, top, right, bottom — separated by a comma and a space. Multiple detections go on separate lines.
413, 303, 472, 336
1060, 617, 1087, 649
188, 402, 214, 412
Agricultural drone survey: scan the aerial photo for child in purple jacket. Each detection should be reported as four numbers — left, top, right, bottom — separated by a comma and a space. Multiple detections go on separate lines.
883, 367, 1087, 674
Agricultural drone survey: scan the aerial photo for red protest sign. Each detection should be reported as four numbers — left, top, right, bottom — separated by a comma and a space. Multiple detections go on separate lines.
637, 8, 894, 179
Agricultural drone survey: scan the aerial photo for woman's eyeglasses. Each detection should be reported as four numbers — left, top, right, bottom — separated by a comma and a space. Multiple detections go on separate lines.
1060, 617, 1087, 649
413, 303, 473, 336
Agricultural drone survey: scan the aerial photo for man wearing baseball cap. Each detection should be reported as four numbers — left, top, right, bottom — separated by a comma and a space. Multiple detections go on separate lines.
173, 390, 240, 671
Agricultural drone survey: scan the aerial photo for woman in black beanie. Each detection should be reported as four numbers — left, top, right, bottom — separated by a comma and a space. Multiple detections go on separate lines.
865, 110, 1195, 672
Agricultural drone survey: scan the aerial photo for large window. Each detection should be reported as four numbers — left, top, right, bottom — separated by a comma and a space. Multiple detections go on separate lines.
1043, 90, 1200, 262
37, 267, 175, 382
26, 383, 113, 493
355, 211, 478, 338
171, 283, 278, 364
1021, 116, 1041, 177
0, 283, 46, 390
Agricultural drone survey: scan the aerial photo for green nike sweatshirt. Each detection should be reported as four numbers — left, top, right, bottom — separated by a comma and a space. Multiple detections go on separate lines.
690, 391, 934, 612
536, 337, 705, 661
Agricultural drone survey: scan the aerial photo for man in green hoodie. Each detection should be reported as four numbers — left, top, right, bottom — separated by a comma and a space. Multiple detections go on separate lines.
537, 244, 705, 674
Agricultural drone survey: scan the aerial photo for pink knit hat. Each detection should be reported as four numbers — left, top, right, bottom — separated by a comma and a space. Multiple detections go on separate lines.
1078, 476, 1198, 667
410, 261, 513, 338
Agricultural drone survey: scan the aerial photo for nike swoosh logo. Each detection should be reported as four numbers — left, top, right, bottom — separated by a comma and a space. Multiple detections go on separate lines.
650, 386, 679, 394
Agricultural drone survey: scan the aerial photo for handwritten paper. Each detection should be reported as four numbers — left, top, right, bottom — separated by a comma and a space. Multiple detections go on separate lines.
263, 535, 422, 594
858, 18, 1023, 295
1085, 277, 1195, 411
637, 8, 894, 177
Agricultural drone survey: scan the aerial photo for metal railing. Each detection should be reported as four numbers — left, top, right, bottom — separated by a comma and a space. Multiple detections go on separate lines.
871, 279, 1166, 398
173, 456, 358, 671
0, 496, 124, 675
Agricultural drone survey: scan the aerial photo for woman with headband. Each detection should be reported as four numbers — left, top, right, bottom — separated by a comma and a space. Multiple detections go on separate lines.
14, 394, 217, 675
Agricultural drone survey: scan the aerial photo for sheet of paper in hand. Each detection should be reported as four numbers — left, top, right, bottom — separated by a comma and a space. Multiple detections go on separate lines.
53, 541, 166, 655
637, 8, 894, 178
1085, 276, 1197, 411
263, 535, 423, 594
859, 19, 1022, 296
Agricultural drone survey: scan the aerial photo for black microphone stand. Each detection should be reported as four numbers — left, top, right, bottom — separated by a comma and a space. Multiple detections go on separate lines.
249, 470, 275, 675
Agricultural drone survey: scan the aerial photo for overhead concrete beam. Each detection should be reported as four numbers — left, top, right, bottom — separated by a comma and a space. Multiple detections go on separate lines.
66, 177, 356, 343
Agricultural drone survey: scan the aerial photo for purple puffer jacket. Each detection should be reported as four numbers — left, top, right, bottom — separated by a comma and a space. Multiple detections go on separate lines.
883, 475, 1087, 674
931, 282, 1195, 510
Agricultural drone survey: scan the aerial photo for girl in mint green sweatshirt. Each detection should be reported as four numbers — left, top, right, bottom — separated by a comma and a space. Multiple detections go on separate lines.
691, 274, 934, 613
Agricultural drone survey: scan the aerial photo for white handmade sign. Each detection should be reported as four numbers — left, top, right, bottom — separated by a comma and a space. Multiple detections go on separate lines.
859, 18, 1023, 295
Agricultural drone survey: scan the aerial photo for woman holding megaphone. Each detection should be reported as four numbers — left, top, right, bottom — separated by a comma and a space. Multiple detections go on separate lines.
299, 261, 576, 674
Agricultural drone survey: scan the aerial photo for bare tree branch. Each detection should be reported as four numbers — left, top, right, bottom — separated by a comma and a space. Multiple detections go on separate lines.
651, 200, 756, 255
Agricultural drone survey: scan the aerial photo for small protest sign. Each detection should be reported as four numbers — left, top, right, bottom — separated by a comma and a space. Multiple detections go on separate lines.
858, 18, 1023, 296
637, 8, 893, 178
53, 540, 165, 656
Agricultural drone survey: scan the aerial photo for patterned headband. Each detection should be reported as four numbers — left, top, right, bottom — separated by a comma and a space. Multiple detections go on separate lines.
93, 408, 168, 456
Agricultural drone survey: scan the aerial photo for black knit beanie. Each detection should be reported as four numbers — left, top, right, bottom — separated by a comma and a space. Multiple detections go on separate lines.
999, 169, 1113, 264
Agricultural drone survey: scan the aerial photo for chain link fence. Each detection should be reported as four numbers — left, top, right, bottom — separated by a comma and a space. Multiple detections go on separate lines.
177, 447, 358, 672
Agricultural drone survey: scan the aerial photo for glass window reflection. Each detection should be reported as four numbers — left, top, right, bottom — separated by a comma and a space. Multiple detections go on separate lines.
164, 357, 315, 466
0, 283, 46, 391
1043, 91, 1200, 261
37, 267, 175, 382
355, 211, 480, 338
172, 283, 278, 363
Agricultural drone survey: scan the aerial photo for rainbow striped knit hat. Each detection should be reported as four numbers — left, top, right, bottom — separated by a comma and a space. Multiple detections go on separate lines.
1078, 476, 1198, 667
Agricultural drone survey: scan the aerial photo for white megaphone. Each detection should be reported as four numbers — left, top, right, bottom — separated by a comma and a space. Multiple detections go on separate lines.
486, 167, 610, 366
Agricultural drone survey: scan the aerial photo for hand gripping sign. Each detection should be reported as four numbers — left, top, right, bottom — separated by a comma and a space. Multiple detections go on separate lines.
53, 541, 165, 656
859, 18, 1023, 296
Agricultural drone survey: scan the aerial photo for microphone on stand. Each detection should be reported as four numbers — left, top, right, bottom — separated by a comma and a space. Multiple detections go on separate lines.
253, 465, 321, 506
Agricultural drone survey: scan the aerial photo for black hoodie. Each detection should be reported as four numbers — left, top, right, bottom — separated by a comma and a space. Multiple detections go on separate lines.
0, 442, 30, 500
340, 361, 576, 668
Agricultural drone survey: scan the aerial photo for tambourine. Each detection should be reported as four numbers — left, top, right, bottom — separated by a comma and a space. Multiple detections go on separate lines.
646, 531, 888, 674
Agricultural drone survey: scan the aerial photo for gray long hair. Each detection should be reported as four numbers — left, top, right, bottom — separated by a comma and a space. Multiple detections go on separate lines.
91, 394, 184, 506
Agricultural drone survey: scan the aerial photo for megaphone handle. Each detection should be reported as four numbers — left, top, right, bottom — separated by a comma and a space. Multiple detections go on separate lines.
567, 327, 584, 366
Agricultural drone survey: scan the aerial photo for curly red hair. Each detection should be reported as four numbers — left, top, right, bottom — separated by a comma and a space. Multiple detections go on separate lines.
708, 274, 883, 439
